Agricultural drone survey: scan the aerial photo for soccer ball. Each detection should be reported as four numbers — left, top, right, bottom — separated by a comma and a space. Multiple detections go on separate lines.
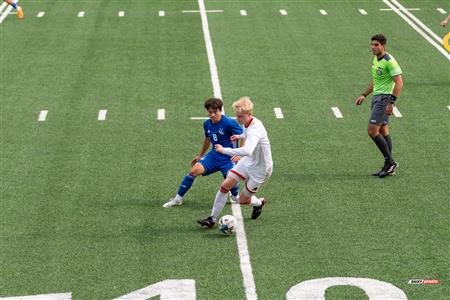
218, 215, 236, 235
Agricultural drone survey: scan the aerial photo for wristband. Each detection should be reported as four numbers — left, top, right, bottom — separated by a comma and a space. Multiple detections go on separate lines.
361, 93, 367, 98
389, 95, 397, 103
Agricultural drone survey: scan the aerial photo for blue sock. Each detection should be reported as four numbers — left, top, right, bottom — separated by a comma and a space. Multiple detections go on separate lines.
230, 184, 239, 197
11, 2, 18, 9
177, 173, 196, 197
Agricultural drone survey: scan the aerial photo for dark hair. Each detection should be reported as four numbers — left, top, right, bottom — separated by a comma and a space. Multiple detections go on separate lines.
371, 34, 387, 45
204, 98, 223, 111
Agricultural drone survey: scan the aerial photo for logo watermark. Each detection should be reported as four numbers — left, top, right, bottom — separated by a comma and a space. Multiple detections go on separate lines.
408, 279, 441, 285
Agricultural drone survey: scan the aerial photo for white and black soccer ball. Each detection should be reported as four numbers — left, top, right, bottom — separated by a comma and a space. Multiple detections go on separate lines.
218, 215, 236, 235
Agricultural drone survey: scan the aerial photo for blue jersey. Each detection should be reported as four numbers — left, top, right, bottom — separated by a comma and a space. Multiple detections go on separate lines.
203, 114, 243, 163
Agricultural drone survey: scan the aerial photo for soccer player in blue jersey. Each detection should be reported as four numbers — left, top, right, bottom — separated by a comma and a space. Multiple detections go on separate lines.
3, 0, 23, 19
163, 98, 243, 208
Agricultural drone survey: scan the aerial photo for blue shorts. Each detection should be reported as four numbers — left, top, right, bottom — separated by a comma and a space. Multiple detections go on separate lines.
199, 152, 234, 178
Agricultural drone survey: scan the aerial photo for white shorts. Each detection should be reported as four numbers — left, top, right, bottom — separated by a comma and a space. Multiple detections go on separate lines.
228, 159, 272, 197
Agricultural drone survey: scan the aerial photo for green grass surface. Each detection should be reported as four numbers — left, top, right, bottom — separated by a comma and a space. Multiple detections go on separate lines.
1, 0, 449, 299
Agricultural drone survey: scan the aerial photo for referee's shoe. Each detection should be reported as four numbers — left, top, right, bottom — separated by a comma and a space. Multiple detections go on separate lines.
379, 161, 398, 178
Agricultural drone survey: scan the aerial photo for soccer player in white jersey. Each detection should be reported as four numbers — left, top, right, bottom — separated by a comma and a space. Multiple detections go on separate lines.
197, 97, 273, 228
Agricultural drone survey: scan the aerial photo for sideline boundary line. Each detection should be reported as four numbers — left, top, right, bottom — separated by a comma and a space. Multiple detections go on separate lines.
198, 1, 257, 299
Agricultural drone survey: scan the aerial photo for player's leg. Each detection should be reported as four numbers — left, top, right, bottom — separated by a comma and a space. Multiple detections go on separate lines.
378, 122, 397, 177
380, 124, 392, 152
211, 176, 239, 220
5, 0, 23, 19
368, 95, 395, 176
162, 162, 206, 208
197, 164, 248, 228
221, 162, 240, 203
239, 178, 266, 219
197, 176, 240, 228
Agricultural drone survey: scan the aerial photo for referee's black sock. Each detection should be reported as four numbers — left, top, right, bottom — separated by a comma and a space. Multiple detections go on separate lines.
384, 134, 392, 153
372, 134, 394, 164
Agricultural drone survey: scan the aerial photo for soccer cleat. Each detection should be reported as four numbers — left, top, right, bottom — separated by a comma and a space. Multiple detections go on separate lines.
372, 164, 386, 176
162, 198, 182, 208
379, 161, 398, 178
251, 198, 266, 220
372, 168, 384, 177
17, 6, 24, 19
196, 216, 215, 228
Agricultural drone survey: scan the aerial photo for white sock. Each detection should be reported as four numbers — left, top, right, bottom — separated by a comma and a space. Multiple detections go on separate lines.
174, 194, 183, 202
250, 195, 262, 207
211, 190, 228, 221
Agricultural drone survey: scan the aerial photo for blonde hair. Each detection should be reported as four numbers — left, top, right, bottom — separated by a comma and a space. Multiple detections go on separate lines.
232, 97, 253, 115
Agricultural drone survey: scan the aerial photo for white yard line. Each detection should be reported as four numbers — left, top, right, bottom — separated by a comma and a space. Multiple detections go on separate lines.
159, 11, 165, 17
447, 106, 450, 111
157, 109, 165, 120
198, 1, 257, 299
358, 9, 367, 15
118, 11, 125, 17
437, 8, 447, 14
331, 107, 343, 119
393, 106, 402, 117
182, 10, 223, 13
98, 109, 107, 121
38, 110, 48, 122
390, 0, 443, 44
78, 11, 85, 17
231, 204, 258, 300
190, 117, 209, 120
383, 0, 450, 61
320, 9, 327, 15
37, 11, 45, 18
198, 0, 223, 101
380, 8, 420, 11
0, 293, 72, 300
280, 9, 287, 16
274, 107, 284, 119
240, 10, 247, 16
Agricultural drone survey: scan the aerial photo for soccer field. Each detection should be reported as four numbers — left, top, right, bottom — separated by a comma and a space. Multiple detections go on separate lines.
1, 0, 449, 299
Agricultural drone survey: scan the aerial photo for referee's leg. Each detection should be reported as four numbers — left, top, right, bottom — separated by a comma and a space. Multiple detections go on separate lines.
379, 125, 392, 153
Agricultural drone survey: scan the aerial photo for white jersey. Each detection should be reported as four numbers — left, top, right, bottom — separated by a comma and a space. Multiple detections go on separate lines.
222, 117, 273, 178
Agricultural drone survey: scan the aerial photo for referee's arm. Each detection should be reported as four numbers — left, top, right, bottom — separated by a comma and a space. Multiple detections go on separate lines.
386, 75, 403, 115
391, 75, 403, 98
355, 80, 373, 105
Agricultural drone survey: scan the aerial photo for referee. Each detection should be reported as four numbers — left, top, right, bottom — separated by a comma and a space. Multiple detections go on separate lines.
355, 34, 403, 178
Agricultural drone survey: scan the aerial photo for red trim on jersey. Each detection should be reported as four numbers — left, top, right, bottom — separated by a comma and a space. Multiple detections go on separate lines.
245, 181, 257, 194
230, 170, 246, 180
244, 117, 254, 128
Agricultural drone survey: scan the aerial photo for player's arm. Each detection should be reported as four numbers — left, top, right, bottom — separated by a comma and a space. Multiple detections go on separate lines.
356, 80, 374, 105
229, 119, 244, 142
230, 133, 245, 142
391, 75, 403, 98
386, 75, 403, 115
191, 137, 211, 166
216, 134, 258, 157
442, 14, 450, 26
230, 137, 245, 163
